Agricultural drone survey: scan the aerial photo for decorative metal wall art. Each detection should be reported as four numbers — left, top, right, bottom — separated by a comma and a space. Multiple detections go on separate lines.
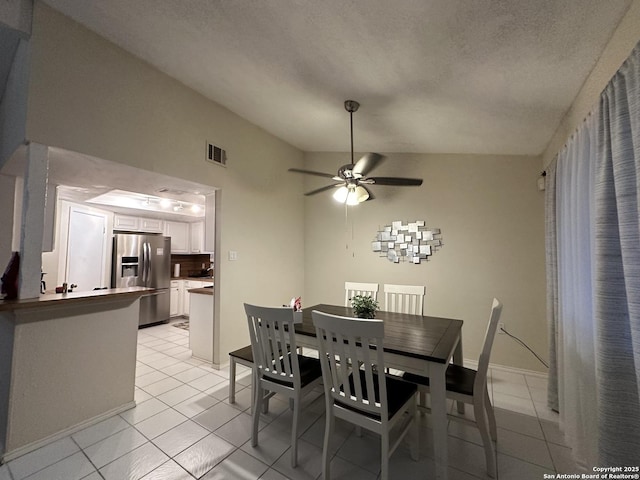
372, 220, 443, 264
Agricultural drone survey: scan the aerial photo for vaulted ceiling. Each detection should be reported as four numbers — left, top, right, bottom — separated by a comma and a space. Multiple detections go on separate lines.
42, 0, 632, 156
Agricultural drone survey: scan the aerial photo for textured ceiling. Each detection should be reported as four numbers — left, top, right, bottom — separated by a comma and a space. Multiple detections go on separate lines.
41, 0, 631, 156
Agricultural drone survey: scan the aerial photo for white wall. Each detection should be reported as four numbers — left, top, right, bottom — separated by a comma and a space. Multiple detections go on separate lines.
26, 3, 306, 364
0, 175, 16, 265
303, 152, 547, 372
0, 38, 29, 169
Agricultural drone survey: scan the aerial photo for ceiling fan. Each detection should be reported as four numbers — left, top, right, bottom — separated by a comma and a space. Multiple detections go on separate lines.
288, 100, 423, 205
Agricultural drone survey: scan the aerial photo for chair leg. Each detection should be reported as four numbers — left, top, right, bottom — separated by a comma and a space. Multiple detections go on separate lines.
473, 395, 496, 478
249, 368, 255, 414
381, 430, 390, 480
484, 388, 497, 442
261, 372, 270, 414
291, 394, 300, 468
252, 384, 262, 447
410, 400, 419, 461
322, 408, 335, 480
228, 357, 236, 404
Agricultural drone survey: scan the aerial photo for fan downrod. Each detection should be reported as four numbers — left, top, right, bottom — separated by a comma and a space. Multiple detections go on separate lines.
344, 100, 360, 113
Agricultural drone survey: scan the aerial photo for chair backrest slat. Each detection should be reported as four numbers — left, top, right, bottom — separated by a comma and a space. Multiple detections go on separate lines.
245, 304, 301, 388
312, 310, 387, 420
474, 298, 503, 393
345, 282, 379, 306
383, 284, 425, 315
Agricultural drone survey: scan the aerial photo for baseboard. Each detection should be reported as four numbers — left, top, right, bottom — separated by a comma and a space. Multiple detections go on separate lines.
463, 358, 548, 379
1, 401, 136, 463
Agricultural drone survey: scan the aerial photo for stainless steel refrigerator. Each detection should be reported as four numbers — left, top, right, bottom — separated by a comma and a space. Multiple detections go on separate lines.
111, 233, 171, 327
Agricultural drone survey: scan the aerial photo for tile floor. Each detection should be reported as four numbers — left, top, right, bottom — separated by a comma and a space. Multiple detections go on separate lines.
0, 320, 585, 480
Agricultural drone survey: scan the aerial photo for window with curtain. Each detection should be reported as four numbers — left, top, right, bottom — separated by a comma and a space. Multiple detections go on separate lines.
547, 40, 640, 467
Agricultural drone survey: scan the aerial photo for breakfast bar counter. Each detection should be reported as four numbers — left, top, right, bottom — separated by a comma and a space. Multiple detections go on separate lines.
0, 287, 150, 461
0, 286, 153, 315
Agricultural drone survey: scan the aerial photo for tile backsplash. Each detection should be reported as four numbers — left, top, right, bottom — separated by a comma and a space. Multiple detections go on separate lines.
171, 254, 212, 278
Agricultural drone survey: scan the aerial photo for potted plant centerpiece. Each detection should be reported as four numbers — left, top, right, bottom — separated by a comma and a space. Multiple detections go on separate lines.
351, 295, 379, 319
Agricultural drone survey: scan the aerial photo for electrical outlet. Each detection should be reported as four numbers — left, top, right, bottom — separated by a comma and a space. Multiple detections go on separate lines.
498, 322, 505, 334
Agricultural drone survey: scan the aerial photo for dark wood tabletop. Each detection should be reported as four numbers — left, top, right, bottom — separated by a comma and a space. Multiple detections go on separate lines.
298, 304, 463, 364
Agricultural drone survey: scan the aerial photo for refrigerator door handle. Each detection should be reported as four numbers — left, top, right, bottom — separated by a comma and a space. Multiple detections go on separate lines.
142, 242, 150, 285
145, 242, 151, 287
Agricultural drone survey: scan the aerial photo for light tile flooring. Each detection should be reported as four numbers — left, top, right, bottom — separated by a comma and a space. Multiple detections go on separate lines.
0, 320, 584, 480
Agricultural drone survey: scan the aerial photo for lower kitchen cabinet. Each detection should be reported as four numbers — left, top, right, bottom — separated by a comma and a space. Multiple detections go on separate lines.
170, 281, 181, 317
170, 279, 213, 317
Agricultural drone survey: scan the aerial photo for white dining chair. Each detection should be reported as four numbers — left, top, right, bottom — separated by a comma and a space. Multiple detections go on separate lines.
344, 281, 379, 306
245, 303, 323, 468
312, 310, 419, 480
383, 284, 425, 315
228, 345, 254, 407
403, 298, 503, 478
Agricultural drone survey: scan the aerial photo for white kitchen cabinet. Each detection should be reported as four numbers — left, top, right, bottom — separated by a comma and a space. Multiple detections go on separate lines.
140, 217, 164, 233
113, 214, 140, 231
182, 281, 192, 316
182, 280, 212, 317
190, 221, 204, 253
170, 280, 181, 317
114, 214, 164, 233
164, 221, 189, 253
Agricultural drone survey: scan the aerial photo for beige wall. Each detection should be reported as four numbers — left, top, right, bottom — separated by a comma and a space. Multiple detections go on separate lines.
6, 299, 139, 454
25, 3, 306, 363
27, 0, 640, 372
303, 152, 547, 372
543, 0, 640, 165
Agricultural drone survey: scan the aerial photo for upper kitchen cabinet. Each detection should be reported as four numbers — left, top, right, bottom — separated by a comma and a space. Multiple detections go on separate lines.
113, 214, 139, 231
114, 214, 164, 233
140, 217, 164, 233
190, 221, 204, 254
164, 220, 189, 253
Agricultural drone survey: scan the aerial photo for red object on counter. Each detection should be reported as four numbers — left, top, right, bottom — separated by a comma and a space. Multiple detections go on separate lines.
1, 252, 20, 300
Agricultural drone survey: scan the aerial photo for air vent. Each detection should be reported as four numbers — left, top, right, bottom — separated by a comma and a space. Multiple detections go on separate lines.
206, 142, 227, 166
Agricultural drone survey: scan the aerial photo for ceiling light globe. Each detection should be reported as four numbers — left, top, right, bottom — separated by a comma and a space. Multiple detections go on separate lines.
333, 186, 349, 203
354, 185, 370, 203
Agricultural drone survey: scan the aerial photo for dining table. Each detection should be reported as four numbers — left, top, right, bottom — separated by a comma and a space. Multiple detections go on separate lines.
296, 304, 464, 480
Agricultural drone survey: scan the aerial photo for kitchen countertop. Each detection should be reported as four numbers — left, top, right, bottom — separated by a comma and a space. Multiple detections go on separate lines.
172, 277, 214, 281
0, 286, 154, 312
188, 287, 214, 295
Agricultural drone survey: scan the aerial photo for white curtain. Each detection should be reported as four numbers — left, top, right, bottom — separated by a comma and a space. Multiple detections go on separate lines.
552, 112, 599, 465
548, 40, 640, 467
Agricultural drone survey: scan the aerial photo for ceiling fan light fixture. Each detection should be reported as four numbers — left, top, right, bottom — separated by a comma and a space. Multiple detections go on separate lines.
333, 186, 349, 203
353, 185, 370, 203
333, 185, 369, 205
288, 99, 422, 201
